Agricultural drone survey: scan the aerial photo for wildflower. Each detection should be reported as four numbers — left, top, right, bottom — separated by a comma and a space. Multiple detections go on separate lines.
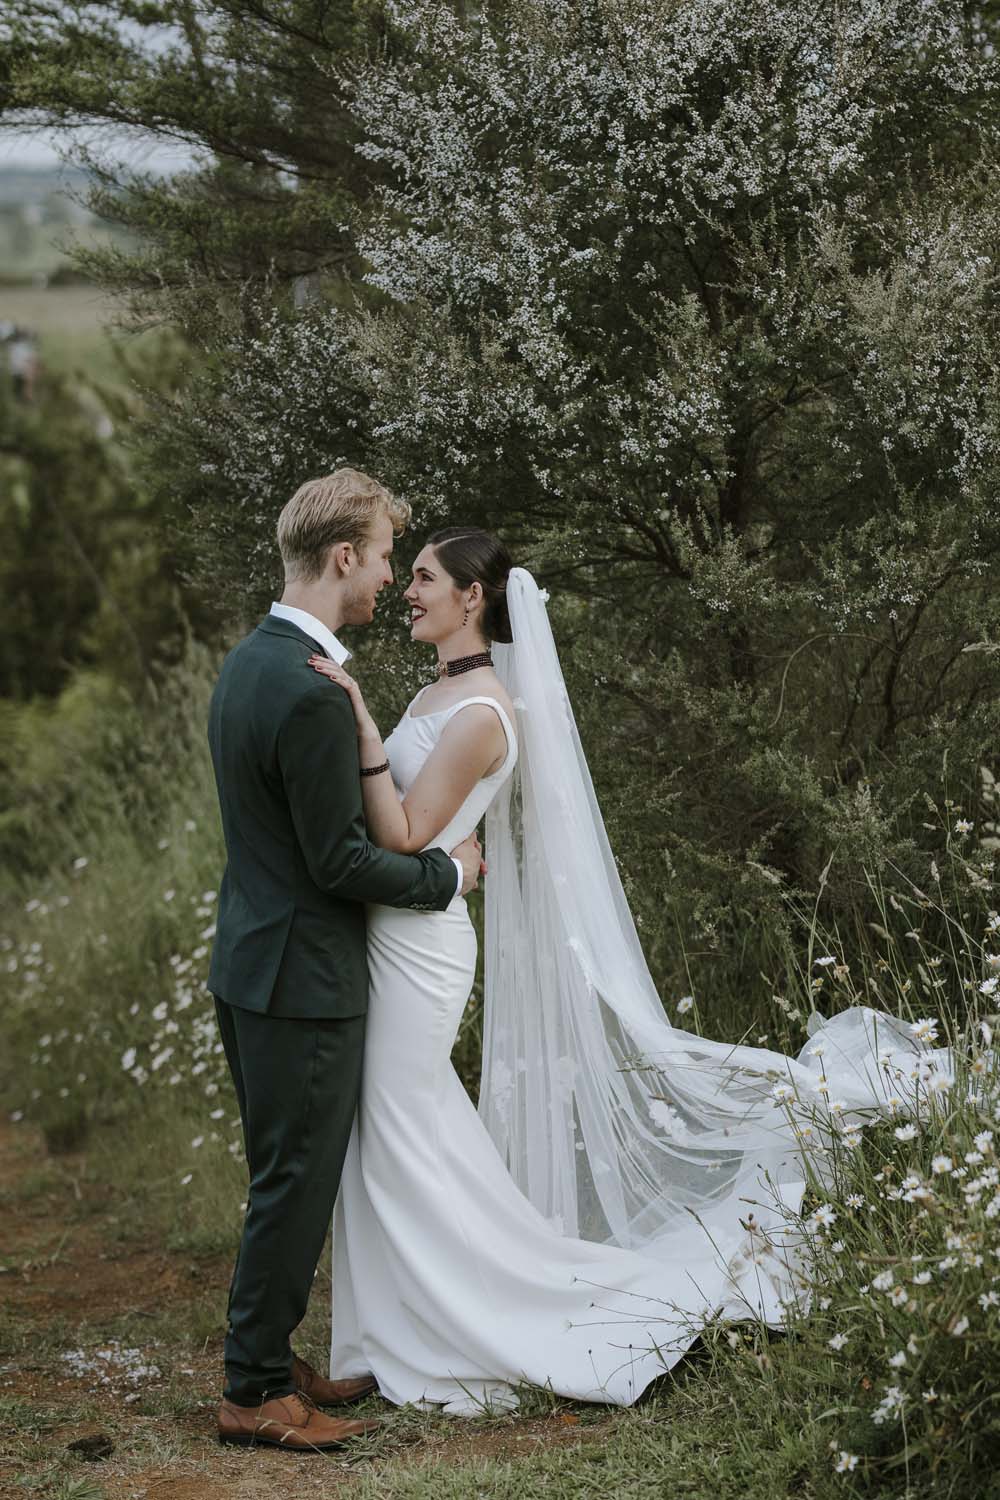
771, 1083, 795, 1103
72, 856, 89, 871
841, 1130, 863, 1148
827, 1332, 848, 1351
975, 1130, 994, 1153
810, 1204, 837, 1230
191, 1136, 204, 1149
163, 889, 176, 903
950, 1316, 970, 1337
121, 1047, 137, 1071
894, 1123, 918, 1141
909, 1018, 939, 1042
833, 1452, 858, 1473
888, 1350, 907, 1369
922, 1388, 939, 1403
978, 1291, 999, 1310
180, 1173, 193, 1186
979, 978, 999, 996
830, 1240, 845, 1254
931, 1154, 953, 1175
814, 956, 836, 967
846, 1193, 865, 1209
872, 1270, 895, 1291
955, 819, 974, 834
676, 996, 694, 1015
911, 1271, 932, 1285
889, 1287, 909, 1307
872, 1386, 906, 1425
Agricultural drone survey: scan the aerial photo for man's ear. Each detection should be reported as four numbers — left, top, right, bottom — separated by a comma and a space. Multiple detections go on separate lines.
327, 541, 354, 577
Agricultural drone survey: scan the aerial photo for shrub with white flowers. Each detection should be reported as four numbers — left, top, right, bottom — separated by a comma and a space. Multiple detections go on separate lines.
169, 0, 1000, 1022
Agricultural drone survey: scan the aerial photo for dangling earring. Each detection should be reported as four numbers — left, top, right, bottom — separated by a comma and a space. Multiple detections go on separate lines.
462, 603, 470, 627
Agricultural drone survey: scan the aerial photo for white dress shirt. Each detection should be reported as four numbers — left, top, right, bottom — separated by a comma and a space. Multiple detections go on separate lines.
269, 603, 464, 901
269, 601, 351, 663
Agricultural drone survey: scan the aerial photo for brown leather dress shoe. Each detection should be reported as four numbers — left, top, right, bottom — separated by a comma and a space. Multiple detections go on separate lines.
292, 1352, 379, 1407
217, 1392, 378, 1451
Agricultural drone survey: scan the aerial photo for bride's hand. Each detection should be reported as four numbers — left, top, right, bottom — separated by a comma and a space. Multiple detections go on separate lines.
307, 656, 379, 740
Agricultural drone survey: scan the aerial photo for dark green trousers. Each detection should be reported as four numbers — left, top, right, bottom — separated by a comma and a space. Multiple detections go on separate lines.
214, 997, 366, 1406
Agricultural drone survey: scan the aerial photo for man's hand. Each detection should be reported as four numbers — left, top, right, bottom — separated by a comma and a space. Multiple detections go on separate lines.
452, 833, 486, 896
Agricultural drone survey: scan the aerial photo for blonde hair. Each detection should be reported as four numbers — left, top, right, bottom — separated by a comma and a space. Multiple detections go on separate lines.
277, 468, 410, 582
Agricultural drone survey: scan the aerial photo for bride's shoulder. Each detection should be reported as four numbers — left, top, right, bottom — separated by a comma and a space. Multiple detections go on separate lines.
480, 673, 516, 725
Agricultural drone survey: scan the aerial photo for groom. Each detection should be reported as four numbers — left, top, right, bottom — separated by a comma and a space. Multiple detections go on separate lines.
208, 469, 482, 1452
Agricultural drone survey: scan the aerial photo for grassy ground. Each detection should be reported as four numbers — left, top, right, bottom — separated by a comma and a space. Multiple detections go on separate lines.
3, 1111, 935, 1500
0, 1118, 684, 1500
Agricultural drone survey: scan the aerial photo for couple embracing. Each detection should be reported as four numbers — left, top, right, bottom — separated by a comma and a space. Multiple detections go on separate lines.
208, 468, 945, 1451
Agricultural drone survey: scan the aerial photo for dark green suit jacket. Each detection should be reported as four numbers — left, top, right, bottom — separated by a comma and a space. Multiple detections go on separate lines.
207, 615, 458, 1018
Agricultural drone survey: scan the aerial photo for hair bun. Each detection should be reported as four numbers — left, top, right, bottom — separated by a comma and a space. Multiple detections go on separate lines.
485, 585, 513, 644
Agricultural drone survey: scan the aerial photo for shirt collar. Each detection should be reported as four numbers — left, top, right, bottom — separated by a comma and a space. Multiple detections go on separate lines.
269, 602, 351, 664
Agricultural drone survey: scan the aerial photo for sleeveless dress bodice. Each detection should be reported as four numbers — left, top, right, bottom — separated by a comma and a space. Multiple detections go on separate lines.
382, 689, 518, 856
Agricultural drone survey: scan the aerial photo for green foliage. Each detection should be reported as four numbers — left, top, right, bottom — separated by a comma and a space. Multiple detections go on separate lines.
0, 335, 217, 702
19, 0, 999, 1006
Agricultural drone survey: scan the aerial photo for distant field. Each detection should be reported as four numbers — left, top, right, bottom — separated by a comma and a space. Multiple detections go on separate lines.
0, 195, 137, 282
1, 283, 160, 386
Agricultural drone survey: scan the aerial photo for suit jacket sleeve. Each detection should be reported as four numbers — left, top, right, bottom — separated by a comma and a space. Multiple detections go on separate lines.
278, 683, 458, 910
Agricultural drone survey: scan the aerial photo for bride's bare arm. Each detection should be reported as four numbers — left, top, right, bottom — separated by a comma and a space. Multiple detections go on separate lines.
307, 656, 507, 852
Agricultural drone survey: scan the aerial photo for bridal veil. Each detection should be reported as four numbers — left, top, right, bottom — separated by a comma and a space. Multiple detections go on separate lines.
482, 568, 949, 1268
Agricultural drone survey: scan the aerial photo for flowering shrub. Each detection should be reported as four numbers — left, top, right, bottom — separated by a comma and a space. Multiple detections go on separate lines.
156, 0, 1000, 1031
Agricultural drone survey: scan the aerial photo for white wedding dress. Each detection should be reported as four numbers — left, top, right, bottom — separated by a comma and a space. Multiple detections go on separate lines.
331, 573, 954, 1413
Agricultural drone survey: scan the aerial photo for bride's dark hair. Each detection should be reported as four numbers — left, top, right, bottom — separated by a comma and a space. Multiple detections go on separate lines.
426, 527, 514, 644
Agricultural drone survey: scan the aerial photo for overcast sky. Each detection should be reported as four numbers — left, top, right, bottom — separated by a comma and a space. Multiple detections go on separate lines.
0, 123, 198, 172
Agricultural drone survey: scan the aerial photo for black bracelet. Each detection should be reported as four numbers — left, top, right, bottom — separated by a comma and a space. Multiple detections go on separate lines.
360, 760, 391, 778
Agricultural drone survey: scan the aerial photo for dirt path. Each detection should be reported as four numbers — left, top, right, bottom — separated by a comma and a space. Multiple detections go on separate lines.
0, 1122, 613, 1499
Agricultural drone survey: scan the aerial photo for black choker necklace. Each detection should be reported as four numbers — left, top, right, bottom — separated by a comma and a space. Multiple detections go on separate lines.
437, 650, 492, 678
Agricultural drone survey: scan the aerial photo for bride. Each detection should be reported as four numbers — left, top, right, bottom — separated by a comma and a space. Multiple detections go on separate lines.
307, 526, 950, 1414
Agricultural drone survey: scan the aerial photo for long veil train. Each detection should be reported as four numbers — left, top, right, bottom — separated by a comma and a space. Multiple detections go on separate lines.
481, 568, 952, 1307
